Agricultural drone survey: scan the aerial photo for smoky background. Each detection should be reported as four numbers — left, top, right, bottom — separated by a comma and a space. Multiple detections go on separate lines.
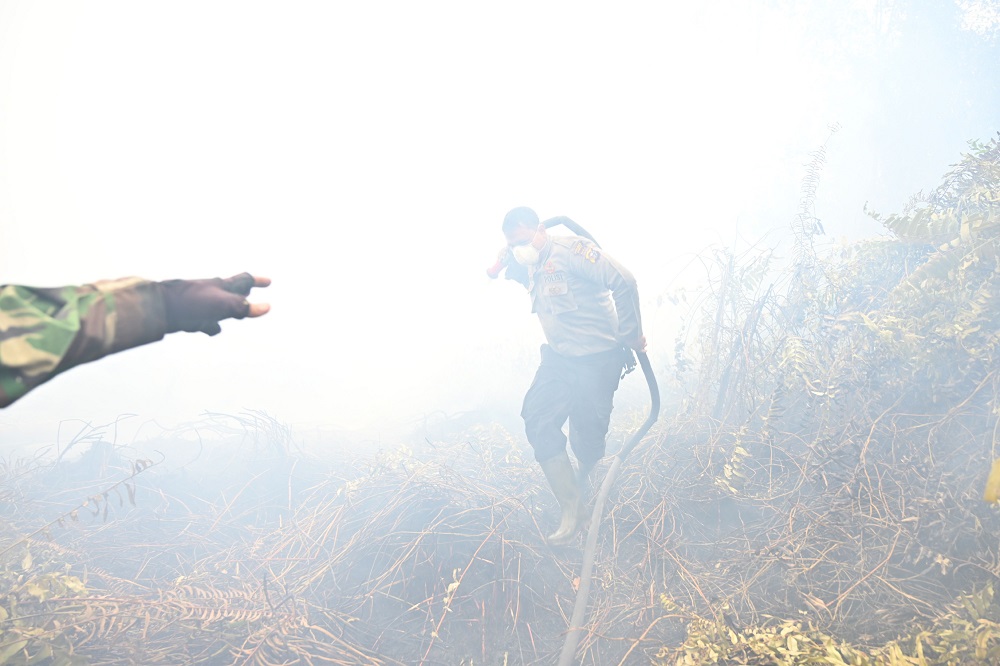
2, 3, 1000, 664
0, 0, 996, 451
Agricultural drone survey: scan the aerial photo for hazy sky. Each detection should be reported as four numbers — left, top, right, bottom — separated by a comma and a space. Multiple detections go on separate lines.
1, 1, 997, 446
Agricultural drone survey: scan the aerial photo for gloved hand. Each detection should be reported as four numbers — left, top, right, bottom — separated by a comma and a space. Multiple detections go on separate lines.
486, 247, 529, 288
503, 254, 530, 288
160, 273, 271, 335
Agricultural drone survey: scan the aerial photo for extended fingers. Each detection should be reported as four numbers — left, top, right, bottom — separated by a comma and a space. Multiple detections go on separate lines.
247, 276, 271, 318
247, 302, 271, 318
221, 273, 271, 296
223, 274, 271, 319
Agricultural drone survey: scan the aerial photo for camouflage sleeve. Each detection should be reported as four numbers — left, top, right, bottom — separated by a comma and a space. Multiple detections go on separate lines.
0, 277, 168, 407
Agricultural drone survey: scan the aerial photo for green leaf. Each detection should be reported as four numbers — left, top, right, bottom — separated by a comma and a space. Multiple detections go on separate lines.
25, 583, 48, 601
0, 639, 28, 665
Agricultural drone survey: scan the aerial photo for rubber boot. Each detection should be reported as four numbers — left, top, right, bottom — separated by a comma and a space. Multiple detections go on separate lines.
576, 457, 598, 489
539, 451, 583, 546
575, 457, 598, 521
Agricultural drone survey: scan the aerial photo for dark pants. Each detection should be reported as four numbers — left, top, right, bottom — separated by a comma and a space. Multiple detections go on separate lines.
521, 344, 625, 465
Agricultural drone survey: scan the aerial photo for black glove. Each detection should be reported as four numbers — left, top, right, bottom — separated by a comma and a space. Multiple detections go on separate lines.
160, 273, 255, 335
504, 260, 530, 288
621, 347, 637, 379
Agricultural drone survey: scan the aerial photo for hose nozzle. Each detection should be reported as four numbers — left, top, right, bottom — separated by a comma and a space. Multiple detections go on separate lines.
486, 247, 510, 279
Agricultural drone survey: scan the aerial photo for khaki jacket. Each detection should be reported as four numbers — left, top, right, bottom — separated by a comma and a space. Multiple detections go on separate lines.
526, 235, 642, 356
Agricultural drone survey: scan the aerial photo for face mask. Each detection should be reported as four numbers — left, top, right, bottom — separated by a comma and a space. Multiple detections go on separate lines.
512, 243, 541, 266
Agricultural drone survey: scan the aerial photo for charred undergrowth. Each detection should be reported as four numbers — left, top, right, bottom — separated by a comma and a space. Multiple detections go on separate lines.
3, 135, 1000, 664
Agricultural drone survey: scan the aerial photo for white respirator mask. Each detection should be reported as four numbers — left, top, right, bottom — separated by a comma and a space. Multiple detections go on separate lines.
512, 244, 541, 266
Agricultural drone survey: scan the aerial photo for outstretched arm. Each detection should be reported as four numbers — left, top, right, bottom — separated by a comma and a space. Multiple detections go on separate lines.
0, 273, 270, 407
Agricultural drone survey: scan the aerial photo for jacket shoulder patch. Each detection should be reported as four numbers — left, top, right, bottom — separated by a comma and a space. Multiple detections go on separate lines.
572, 241, 601, 263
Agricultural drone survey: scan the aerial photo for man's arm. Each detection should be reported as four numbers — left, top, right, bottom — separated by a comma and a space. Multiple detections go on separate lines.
0, 273, 269, 407
569, 239, 645, 351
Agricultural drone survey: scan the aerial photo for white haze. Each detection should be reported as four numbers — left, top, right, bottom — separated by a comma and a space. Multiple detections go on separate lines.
0, 1, 997, 449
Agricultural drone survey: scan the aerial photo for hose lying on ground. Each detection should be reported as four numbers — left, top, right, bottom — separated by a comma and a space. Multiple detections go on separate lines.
558, 351, 660, 666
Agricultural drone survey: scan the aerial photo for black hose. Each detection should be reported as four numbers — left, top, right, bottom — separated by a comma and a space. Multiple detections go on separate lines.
557, 351, 660, 666
543, 216, 601, 247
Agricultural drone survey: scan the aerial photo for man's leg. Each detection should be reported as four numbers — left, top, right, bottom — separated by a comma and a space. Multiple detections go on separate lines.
521, 345, 582, 545
568, 348, 624, 484
521, 345, 574, 462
